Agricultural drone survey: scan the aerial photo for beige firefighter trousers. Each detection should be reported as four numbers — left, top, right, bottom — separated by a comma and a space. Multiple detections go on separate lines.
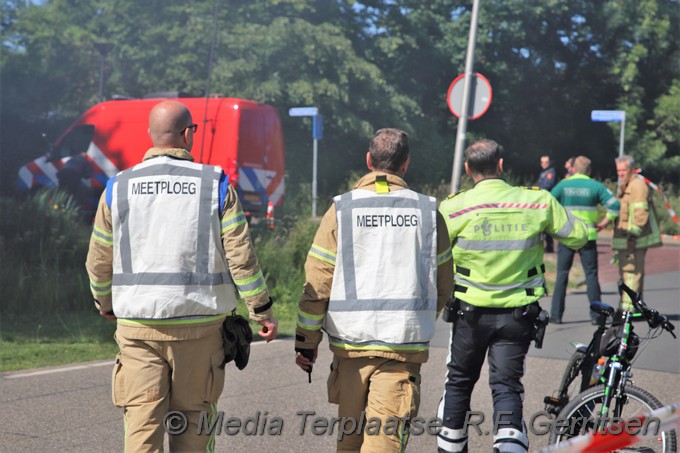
112, 328, 225, 453
328, 356, 421, 453
617, 248, 647, 311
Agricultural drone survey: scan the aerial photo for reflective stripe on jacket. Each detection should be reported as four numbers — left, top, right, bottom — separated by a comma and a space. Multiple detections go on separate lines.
551, 174, 620, 241
323, 188, 438, 352
109, 156, 238, 321
440, 179, 588, 308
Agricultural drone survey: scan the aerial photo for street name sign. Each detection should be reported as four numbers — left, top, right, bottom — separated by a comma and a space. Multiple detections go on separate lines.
289, 107, 319, 117
591, 110, 626, 122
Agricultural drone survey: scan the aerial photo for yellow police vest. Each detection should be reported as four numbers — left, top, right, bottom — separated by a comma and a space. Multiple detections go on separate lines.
439, 179, 588, 308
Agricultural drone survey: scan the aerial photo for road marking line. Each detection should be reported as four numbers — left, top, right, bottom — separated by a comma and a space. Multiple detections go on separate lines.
2, 339, 285, 379
3, 361, 113, 379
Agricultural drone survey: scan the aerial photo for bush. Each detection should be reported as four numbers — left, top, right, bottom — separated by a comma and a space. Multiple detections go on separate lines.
652, 186, 680, 236
249, 202, 318, 332
0, 190, 92, 314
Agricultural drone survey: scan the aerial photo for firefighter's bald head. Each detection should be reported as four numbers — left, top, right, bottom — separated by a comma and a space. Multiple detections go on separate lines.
148, 100, 194, 151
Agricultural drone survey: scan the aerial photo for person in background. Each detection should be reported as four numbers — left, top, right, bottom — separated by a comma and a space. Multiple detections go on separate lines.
437, 139, 587, 453
550, 156, 620, 324
537, 155, 556, 191
564, 157, 575, 179
537, 155, 557, 252
86, 100, 278, 452
294, 128, 454, 452
612, 155, 662, 311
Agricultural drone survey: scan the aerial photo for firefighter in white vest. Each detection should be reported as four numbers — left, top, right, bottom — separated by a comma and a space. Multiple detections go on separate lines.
437, 140, 588, 453
86, 100, 278, 452
295, 128, 454, 453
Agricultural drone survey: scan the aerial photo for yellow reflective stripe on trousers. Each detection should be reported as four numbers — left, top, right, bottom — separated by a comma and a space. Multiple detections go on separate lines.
206, 402, 217, 453
89, 278, 112, 296
116, 313, 227, 326
221, 211, 247, 233
622, 273, 636, 310
399, 419, 410, 453
308, 244, 336, 266
233, 270, 267, 298
92, 225, 113, 246
297, 310, 325, 330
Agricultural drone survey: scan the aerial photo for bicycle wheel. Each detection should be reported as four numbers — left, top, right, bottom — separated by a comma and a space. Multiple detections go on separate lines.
549, 384, 677, 452
546, 350, 587, 415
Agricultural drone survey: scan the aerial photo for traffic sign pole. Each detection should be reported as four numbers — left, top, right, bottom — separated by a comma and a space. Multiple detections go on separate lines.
312, 137, 318, 217
591, 110, 626, 157
310, 114, 323, 218
289, 107, 322, 217
451, 0, 481, 195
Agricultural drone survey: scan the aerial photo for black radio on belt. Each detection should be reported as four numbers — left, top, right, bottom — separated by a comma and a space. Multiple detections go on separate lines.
513, 304, 550, 349
533, 310, 549, 349
442, 297, 460, 323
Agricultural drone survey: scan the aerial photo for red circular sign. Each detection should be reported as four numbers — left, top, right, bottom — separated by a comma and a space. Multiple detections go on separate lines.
447, 73, 493, 120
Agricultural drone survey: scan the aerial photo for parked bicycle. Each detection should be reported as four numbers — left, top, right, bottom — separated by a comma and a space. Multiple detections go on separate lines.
546, 280, 677, 452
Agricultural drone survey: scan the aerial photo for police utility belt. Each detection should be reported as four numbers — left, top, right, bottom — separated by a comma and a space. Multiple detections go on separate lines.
442, 298, 549, 349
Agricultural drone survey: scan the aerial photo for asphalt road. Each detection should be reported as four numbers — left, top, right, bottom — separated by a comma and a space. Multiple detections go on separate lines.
1, 251, 678, 452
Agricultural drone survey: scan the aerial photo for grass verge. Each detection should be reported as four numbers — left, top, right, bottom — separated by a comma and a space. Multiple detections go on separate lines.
0, 309, 297, 373
0, 311, 118, 372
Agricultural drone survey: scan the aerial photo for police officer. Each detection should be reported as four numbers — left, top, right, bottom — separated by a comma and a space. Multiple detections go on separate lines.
294, 128, 454, 452
537, 155, 557, 252
86, 100, 278, 452
537, 155, 556, 191
437, 140, 588, 453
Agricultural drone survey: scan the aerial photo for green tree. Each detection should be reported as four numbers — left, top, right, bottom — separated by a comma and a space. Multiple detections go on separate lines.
2, 0, 679, 197
604, 0, 679, 179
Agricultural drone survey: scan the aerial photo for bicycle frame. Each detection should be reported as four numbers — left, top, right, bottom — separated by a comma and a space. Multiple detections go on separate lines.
545, 281, 675, 417
595, 309, 636, 423
548, 281, 677, 451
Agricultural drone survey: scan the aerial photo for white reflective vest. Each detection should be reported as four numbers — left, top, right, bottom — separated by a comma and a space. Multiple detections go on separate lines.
324, 188, 438, 352
109, 156, 238, 321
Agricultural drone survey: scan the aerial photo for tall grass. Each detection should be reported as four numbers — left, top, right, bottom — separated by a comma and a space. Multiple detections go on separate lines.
0, 190, 91, 315
248, 186, 319, 333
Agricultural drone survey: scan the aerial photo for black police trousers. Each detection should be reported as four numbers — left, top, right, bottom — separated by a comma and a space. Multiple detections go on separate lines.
440, 306, 532, 432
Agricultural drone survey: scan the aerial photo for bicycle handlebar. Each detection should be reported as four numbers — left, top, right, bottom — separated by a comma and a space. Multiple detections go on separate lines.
617, 280, 676, 338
